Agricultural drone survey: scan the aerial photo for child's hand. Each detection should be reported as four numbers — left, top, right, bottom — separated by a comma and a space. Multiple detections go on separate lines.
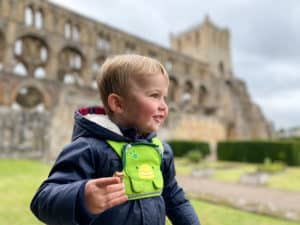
84, 177, 128, 214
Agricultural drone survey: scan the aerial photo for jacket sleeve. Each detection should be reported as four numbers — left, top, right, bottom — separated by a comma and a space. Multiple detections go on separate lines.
162, 143, 201, 225
30, 138, 98, 225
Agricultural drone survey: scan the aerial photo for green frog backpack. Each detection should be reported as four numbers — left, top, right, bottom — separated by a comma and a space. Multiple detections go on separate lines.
107, 137, 164, 200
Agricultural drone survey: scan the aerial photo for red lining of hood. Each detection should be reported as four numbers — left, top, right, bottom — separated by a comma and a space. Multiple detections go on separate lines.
78, 107, 106, 116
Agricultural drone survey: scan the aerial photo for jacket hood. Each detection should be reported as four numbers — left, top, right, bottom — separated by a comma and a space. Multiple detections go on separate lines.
71, 107, 157, 142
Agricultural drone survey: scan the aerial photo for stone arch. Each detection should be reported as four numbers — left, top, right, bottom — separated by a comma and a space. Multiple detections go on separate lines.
181, 80, 194, 106
97, 32, 111, 53
13, 35, 49, 77
34, 8, 44, 29
0, 30, 5, 71
6, 84, 51, 157
72, 24, 80, 42
168, 76, 179, 102
64, 20, 72, 40
91, 55, 106, 89
11, 81, 56, 110
24, 4, 45, 30
58, 46, 85, 86
92, 55, 106, 74
64, 20, 81, 42
14, 85, 45, 110
219, 61, 224, 75
198, 84, 208, 105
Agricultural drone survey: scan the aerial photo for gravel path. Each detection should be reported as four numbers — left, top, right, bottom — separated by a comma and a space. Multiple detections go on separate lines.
177, 175, 300, 221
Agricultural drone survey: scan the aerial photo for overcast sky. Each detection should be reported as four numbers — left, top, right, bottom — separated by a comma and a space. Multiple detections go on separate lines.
50, 0, 300, 130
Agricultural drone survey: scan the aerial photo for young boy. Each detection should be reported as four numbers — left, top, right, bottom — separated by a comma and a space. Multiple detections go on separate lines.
30, 54, 201, 225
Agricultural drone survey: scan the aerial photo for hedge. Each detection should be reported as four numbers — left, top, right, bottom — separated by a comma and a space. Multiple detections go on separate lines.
217, 141, 300, 166
167, 140, 210, 157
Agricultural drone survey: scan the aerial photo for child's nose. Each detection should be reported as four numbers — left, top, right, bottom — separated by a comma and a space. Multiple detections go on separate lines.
159, 98, 168, 110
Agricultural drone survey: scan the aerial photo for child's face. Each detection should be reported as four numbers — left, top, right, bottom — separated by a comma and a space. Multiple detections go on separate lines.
119, 73, 169, 135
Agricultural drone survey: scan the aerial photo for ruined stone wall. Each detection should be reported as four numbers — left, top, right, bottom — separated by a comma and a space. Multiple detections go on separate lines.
0, 0, 272, 160
0, 107, 50, 159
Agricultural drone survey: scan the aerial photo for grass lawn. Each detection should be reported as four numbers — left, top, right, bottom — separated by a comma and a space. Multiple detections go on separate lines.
0, 159, 50, 225
0, 159, 298, 225
190, 200, 300, 225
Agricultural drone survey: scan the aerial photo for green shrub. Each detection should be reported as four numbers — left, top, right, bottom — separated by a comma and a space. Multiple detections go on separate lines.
167, 140, 210, 157
217, 141, 300, 166
257, 158, 286, 173
186, 150, 203, 163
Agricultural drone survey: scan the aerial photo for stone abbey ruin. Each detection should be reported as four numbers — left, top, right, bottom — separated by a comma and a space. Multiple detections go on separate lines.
0, 0, 272, 160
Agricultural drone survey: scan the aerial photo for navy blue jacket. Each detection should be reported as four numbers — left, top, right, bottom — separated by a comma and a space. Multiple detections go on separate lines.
30, 107, 200, 225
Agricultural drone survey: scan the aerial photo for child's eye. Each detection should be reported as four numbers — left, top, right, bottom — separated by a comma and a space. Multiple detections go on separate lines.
150, 93, 160, 98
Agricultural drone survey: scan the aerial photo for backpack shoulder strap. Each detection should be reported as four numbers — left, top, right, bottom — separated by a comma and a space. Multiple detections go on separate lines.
106, 140, 127, 158
151, 137, 164, 155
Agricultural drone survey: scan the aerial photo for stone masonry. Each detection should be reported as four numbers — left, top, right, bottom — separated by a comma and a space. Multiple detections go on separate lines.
0, 0, 273, 160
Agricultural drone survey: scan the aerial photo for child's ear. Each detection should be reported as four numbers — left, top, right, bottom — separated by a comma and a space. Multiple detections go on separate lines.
107, 93, 124, 113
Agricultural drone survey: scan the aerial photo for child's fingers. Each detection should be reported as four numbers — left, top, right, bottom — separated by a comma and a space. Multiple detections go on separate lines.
105, 191, 128, 208
105, 188, 127, 201
106, 182, 125, 193
93, 177, 121, 188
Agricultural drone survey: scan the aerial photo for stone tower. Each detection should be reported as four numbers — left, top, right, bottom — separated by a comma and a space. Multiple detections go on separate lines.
171, 15, 232, 78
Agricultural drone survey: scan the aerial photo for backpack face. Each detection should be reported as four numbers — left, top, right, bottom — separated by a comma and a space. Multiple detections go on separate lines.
107, 140, 164, 200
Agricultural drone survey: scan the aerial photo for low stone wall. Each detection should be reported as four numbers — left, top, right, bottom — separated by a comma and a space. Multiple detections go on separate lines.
0, 107, 50, 159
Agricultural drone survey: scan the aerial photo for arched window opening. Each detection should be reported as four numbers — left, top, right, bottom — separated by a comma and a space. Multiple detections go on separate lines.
68, 54, 82, 70
35, 9, 43, 29
35, 103, 45, 112
63, 73, 76, 84
64, 22, 72, 39
91, 79, 98, 89
97, 33, 111, 53
92, 56, 105, 73
198, 85, 208, 104
13, 62, 28, 76
92, 62, 99, 73
165, 60, 173, 73
91, 56, 106, 89
74, 55, 81, 69
182, 81, 194, 105
0, 32, 5, 65
14, 36, 48, 76
219, 61, 224, 75
40, 47, 47, 62
34, 67, 46, 79
25, 6, 33, 26
148, 50, 157, 59
58, 48, 84, 86
62, 72, 83, 86
125, 42, 135, 54
11, 102, 22, 111
16, 86, 44, 109
73, 25, 80, 42
168, 77, 178, 102
14, 40, 22, 56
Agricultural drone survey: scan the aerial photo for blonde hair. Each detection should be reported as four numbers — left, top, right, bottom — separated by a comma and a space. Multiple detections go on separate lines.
97, 54, 169, 113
